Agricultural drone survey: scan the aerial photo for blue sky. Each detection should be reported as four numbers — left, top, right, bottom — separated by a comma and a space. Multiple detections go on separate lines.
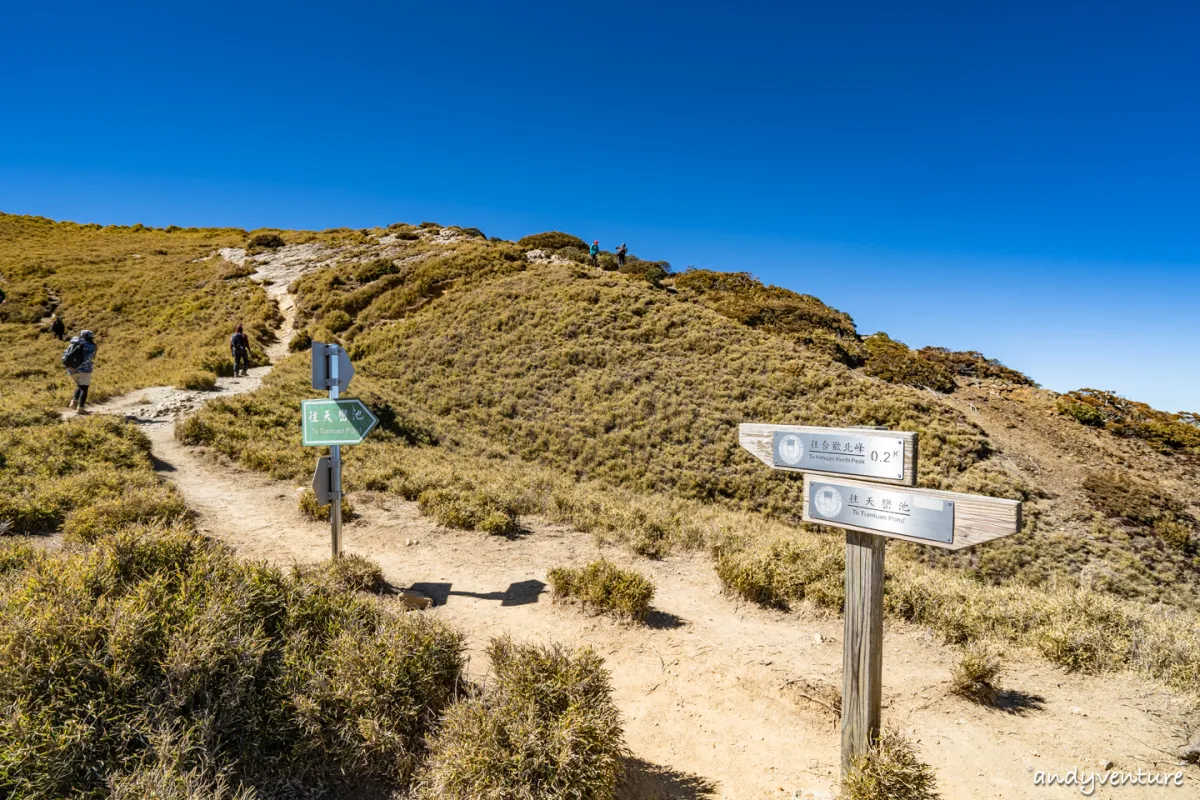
2, 1, 1196, 412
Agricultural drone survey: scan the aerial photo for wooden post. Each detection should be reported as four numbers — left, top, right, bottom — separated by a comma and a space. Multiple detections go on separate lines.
841, 529, 885, 778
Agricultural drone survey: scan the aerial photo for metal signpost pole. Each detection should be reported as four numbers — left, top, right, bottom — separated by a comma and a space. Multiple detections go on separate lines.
328, 344, 342, 559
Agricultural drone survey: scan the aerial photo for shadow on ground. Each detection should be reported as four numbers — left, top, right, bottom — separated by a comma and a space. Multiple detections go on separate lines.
408, 580, 546, 607
618, 756, 719, 799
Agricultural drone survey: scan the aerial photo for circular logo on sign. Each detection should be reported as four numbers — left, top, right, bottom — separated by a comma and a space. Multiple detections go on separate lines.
778, 433, 805, 466
813, 486, 844, 518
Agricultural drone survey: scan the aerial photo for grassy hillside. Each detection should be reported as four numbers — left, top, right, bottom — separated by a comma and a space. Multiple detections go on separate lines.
4, 214, 1199, 691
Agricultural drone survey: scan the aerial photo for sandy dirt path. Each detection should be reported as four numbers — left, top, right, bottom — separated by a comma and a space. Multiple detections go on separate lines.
83, 263, 1198, 800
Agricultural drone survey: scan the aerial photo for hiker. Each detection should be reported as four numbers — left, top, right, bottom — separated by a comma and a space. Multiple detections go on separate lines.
589, 240, 600, 267
63, 330, 97, 415
50, 314, 65, 340
616, 242, 627, 268
230, 323, 250, 377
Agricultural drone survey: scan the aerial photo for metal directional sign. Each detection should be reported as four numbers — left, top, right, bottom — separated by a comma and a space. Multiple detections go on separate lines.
312, 455, 332, 504
801, 475, 1021, 550
740, 423, 918, 486
302, 398, 378, 446
807, 479, 954, 544
311, 341, 354, 392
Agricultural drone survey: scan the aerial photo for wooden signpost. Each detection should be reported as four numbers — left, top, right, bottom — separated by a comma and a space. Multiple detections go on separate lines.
738, 423, 1022, 778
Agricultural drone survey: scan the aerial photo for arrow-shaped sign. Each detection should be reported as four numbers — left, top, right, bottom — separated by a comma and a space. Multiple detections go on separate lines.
301, 398, 378, 446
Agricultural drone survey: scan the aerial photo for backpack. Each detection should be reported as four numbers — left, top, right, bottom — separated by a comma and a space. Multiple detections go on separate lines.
62, 341, 86, 369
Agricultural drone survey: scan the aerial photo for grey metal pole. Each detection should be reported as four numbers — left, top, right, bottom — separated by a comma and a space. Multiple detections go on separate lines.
328, 344, 342, 559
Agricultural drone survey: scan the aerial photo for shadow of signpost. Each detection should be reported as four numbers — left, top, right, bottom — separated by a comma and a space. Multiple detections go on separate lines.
618, 756, 719, 799
407, 580, 546, 608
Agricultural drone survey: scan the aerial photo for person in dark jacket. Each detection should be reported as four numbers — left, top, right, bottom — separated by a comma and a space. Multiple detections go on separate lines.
616, 242, 627, 268
50, 315, 66, 340
64, 330, 97, 414
230, 324, 250, 376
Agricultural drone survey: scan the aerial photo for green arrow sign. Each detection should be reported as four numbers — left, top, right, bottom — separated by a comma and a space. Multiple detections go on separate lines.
302, 399, 378, 446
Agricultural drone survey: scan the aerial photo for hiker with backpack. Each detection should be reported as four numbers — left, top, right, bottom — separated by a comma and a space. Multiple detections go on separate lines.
616, 243, 627, 268
62, 330, 97, 415
50, 314, 65, 340
589, 240, 600, 267
230, 324, 250, 377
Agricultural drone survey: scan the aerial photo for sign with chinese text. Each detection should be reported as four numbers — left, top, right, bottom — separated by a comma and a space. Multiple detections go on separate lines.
805, 479, 954, 544
302, 398, 378, 446
773, 431, 905, 481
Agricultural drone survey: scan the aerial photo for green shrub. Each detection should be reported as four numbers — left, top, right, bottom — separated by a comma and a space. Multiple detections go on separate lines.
324, 309, 353, 333
839, 729, 939, 800
198, 350, 235, 377
516, 231, 588, 252
557, 245, 589, 263
547, 559, 655, 622
949, 643, 1002, 704
298, 487, 354, 522
460, 227, 486, 239
175, 370, 217, 391
289, 328, 313, 352
862, 333, 956, 393
414, 636, 626, 800
246, 232, 285, 249
619, 258, 670, 286
917, 347, 1034, 385
356, 258, 399, 283
1058, 397, 1105, 426
419, 221, 441, 229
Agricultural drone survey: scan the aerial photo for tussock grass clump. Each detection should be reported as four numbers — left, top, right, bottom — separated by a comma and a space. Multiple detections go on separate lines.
0, 524, 466, 799
0, 415, 165, 534
840, 729, 939, 800
294, 553, 386, 593
414, 635, 626, 800
62, 483, 191, 545
298, 487, 354, 522
417, 486, 522, 536
949, 643, 1003, 704
547, 559, 655, 622
175, 369, 217, 391
714, 532, 843, 610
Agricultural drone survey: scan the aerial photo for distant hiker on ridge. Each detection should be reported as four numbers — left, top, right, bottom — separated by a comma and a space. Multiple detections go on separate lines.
589, 240, 600, 267
230, 324, 250, 377
62, 329, 97, 415
51, 314, 66, 340
616, 242, 627, 268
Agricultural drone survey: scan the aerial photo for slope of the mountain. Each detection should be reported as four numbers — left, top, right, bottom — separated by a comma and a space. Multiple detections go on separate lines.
3, 213, 1198, 628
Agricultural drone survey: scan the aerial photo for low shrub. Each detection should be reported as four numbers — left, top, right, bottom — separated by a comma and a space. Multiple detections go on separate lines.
219, 260, 256, 280
414, 636, 626, 800
547, 559, 655, 622
298, 487, 354, 522
517, 231, 588, 252
948, 643, 1002, 704
324, 309, 353, 333
0, 525, 467, 799
862, 333, 956, 393
417, 486, 522, 536
295, 554, 386, 593
62, 483, 191, 545
175, 370, 217, 391
356, 258, 399, 283
557, 245, 589, 264
289, 328, 313, 352
246, 232, 285, 249
1083, 471, 1195, 551
1058, 397, 1105, 426
839, 729, 939, 800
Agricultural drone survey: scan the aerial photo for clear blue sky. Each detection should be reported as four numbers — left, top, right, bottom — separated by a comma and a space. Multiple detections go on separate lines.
2, 1, 1196, 412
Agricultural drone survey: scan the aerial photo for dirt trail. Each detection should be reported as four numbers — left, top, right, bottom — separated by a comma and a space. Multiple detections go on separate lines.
83, 262, 1198, 799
